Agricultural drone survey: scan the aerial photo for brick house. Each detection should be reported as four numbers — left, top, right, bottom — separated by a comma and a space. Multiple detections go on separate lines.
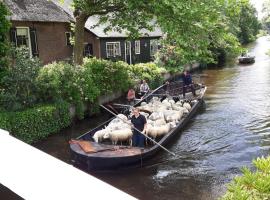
4, 0, 100, 64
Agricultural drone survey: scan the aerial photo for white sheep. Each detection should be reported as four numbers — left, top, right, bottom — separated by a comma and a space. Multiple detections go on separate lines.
146, 122, 173, 140
103, 128, 133, 145
183, 102, 191, 111
149, 112, 164, 121
92, 129, 108, 143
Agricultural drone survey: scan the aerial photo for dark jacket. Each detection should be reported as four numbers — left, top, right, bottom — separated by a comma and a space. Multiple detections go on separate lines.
182, 74, 193, 86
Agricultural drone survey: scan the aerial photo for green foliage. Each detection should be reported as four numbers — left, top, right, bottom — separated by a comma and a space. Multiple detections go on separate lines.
221, 156, 270, 200
0, 102, 71, 143
83, 57, 132, 95
154, 45, 184, 73
237, 2, 260, 44
130, 62, 166, 89
0, 2, 11, 83
37, 61, 99, 118
0, 47, 41, 111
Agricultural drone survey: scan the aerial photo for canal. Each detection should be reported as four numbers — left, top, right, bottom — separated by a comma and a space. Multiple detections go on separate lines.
34, 36, 270, 200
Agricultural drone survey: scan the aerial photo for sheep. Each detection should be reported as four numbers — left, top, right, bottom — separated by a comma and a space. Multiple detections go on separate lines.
154, 118, 167, 126
162, 110, 183, 123
183, 102, 191, 111
146, 122, 173, 140
149, 112, 164, 121
103, 128, 133, 146
92, 129, 109, 143
140, 102, 147, 106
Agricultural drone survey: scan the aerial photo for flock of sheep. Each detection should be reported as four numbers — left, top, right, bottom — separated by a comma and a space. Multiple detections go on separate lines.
92, 96, 197, 147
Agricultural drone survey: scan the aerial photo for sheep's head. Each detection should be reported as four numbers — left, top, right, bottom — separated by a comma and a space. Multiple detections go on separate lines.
103, 130, 111, 139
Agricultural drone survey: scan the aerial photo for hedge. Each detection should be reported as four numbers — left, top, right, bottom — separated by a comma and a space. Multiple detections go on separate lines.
0, 101, 71, 143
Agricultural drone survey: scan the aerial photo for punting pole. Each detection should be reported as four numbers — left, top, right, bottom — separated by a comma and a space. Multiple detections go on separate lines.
100, 104, 176, 156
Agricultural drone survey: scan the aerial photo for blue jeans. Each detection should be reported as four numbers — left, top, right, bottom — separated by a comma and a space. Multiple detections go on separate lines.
132, 130, 145, 147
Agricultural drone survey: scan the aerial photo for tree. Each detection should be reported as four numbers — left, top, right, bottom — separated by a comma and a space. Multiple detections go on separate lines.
0, 1, 11, 84
70, 0, 258, 65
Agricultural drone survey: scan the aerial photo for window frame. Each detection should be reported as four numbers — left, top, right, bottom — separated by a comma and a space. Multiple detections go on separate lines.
65, 32, 72, 46
150, 39, 159, 57
135, 40, 140, 54
106, 42, 121, 57
15, 27, 32, 56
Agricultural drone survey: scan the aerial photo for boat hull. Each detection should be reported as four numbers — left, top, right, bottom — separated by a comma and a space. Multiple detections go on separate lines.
238, 56, 255, 64
70, 83, 207, 171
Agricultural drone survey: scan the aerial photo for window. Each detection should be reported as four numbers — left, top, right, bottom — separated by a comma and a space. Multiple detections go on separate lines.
150, 39, 159, 56
16, 28, 30, 48
65, 32, 72, 46
106, 42, 121, 57
10, 27, 39, 57
84, 43, 93, 57
135, 40, 140, 54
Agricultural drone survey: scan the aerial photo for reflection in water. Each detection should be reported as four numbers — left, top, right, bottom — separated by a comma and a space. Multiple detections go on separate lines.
34, 36, 270, 200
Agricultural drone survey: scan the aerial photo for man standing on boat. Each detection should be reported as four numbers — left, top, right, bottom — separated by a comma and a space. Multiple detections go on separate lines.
182, 70, 196, 98
131, 108, 147, 147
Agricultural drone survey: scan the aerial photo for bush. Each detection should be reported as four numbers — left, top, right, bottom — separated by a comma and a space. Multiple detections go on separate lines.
0, 2, 10, 84
37, 62, 99, 118
0, 101, 71, 144
83, 57, 132, 95
129, 62, 166, 89
154, 45, 184, 73
221, 156, 270, 200
0, 47, 41, 111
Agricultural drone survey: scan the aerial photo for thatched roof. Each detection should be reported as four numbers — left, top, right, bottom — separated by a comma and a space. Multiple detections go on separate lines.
4, 0, 73, 22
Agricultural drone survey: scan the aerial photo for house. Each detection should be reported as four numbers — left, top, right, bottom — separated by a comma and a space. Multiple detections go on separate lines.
4, 0, 100, 64
4, 0, 162, 65
84, 16, 162, 64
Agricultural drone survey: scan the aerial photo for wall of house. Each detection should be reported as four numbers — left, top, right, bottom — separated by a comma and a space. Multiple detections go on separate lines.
11, 21, 100, 64
99, 37, 160, 64
11, 21, 72, 64
84, 30, 100, 58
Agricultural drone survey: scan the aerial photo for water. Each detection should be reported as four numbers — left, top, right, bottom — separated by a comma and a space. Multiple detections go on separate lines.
32, 36, 270, 200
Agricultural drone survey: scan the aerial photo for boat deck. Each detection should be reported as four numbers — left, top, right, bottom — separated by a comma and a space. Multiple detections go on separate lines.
70, 141, 146, 157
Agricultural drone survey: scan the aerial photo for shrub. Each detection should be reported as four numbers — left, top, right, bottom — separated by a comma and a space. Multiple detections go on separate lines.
154, 45, 184, 73
221, 156, 270, 200
0, 2, 11, 84
37, 62, 99, 118
129, 62, 166, 89
0, 101, 71, 144
83, 57, 132, 95
0, 47, 41, 111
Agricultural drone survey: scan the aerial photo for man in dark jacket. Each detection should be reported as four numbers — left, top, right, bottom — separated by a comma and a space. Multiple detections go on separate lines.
182, 70, 196, 98
131, 108, 147, 147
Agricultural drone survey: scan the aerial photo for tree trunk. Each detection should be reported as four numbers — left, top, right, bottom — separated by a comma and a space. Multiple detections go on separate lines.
74, 13, 88, 65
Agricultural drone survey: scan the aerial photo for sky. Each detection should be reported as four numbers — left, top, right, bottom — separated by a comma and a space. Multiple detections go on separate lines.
250, 0, 264, 19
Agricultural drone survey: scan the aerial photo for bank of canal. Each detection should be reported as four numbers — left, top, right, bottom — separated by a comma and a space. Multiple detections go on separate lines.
34, 36, 270, 200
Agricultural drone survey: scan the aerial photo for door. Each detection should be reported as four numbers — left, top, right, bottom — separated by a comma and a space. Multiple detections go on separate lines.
125, 41, 132, 64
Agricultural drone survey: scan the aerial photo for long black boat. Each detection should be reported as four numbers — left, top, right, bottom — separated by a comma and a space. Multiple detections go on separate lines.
70, 81, 207, 171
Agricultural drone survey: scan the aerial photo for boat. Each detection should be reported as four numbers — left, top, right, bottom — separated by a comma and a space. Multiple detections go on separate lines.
238, 53, 255, 64
69, 81, 207, 171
